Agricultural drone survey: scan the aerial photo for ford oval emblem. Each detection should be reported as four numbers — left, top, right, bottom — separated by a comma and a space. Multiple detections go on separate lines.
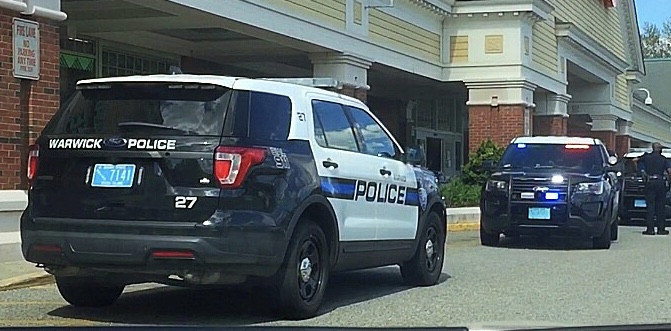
103, 137, 127, 149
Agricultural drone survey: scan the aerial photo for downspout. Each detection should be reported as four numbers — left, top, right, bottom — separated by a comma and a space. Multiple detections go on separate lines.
0, 0, 28, 12
0, 0, 67, 21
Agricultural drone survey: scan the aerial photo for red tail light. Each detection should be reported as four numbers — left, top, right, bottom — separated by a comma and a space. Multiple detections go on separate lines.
151, 250, 195, 259
27, 144, 39, 183
32, 244, 62, 253
214, 146, 266, 188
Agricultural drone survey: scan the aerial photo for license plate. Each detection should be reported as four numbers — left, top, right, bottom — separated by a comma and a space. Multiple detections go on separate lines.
528, 207, 551, 220
91, 164, 136, 188
634, 199, 646, 208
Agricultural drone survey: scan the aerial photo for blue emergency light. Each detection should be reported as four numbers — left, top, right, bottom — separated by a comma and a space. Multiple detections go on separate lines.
545, 192, 559, 200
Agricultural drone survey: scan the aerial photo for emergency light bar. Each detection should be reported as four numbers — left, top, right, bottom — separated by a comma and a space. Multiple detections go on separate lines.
565, 144, 590, 149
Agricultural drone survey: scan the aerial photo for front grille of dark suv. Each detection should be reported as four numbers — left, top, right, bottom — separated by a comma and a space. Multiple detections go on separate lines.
510, 178, 569, 202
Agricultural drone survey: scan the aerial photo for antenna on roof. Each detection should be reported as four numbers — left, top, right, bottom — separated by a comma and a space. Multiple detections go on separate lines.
169, 66, 183, 75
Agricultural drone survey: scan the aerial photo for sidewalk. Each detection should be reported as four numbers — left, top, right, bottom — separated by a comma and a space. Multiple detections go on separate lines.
0, 260, 52, 292
0, 206, 481, 291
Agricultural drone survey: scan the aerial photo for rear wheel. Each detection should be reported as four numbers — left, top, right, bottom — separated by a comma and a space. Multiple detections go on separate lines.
593, 220, 612, 249
56, 276, 124, 307
480, 226, 500, 246
400, 212, 445, 286
277, 220, 330, 319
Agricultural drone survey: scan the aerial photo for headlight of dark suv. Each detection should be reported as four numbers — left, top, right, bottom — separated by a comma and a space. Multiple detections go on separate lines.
575, 181, 605, 195
486, 179, 508, 192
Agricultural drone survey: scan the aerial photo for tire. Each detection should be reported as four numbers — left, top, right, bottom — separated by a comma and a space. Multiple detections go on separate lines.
277, 220, 330, 319
592, 220, 612, 249
56, 276, 124, 307
480, 225, 500, 247
400, 212, 445, 286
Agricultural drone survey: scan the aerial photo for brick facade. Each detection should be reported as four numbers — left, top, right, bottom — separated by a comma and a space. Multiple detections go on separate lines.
339, 86, 367, 103
615, 135, 630, 158
533, 115, 567, 136
589, 131, 616, 151
468, 104, 526, 152
0, 8, 59, 189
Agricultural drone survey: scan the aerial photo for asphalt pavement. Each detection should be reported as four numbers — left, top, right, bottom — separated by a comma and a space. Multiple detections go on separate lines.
2, 226, 671, 329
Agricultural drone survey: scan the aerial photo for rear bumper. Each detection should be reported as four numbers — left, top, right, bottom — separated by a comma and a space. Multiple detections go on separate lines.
620, 194, 671, 220
21, 212, 289, 281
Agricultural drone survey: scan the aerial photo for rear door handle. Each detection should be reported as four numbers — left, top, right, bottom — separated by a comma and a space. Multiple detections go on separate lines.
379, 168, 392, 176
322, 160, 339, 169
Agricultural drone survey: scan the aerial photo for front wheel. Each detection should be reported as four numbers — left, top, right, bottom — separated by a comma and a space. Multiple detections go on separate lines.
593, 220, 612, 249
277, 220, 330, 319
480, 225, 500, 246
56, 276, 124, 307
400, 212, 446, 286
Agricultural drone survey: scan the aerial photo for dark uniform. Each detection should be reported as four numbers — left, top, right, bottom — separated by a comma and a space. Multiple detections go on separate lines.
638, 151, 671, 235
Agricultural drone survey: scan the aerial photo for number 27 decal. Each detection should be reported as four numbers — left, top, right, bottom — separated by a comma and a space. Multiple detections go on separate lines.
175, 196, 197, 209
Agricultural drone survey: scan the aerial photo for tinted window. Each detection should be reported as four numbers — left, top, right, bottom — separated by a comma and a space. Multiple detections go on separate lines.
50, 83, 231, 136
346, 106, 396, 158
312, 100, 358, 152
500, 143, 604, 173
224, 91, 291, 140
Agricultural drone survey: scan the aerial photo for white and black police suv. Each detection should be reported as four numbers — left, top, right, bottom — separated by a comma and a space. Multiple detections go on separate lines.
480, 136, 620, 249
20, 75, 446, 318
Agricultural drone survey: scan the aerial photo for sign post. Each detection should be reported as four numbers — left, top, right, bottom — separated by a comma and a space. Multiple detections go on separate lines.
13, 18, 40, 80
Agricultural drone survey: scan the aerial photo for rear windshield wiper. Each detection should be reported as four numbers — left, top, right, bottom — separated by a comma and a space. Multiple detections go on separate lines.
117, 122, 194, 135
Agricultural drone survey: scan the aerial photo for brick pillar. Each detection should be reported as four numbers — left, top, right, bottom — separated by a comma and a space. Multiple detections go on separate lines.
616, 135, 630, 158
0, 9, 60, 189
338, 86, 367, 103
533, 115, 568, 136
468, 104, 527, 152
590, 131, 616, 150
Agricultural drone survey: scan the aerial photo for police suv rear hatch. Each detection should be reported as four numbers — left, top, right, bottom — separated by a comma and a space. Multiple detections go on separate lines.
30, 77, 236, 222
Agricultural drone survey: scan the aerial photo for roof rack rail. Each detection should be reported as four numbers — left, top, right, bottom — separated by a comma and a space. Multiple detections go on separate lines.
261, 77, 370, 90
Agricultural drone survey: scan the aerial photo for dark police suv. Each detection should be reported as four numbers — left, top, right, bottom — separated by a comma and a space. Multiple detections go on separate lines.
20, 75, 446, 318
619, 148, 671, 224
480, 137, 620, 249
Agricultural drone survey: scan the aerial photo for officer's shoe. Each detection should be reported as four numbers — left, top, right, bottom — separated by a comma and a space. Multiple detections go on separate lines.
657, 229, 669, 235
643, 229, 656, 235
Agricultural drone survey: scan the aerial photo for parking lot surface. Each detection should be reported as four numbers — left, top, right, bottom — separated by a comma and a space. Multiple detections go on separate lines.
2, 226, 671, 329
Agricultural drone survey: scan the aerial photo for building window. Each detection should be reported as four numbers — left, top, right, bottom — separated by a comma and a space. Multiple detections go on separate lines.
101, 49, 178, 77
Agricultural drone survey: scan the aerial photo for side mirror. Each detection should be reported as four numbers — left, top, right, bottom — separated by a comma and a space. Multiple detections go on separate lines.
608, 155, 618, 166
404, 146, 424, 165
482, 159, 495, 171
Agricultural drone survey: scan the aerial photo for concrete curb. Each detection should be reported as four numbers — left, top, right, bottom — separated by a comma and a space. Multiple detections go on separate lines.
447, 222, 479, 232
446, 207, 480, 232
0, 272, 54, 292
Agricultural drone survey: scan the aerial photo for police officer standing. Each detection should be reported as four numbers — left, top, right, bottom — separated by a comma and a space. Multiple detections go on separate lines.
638, 142, 671, 235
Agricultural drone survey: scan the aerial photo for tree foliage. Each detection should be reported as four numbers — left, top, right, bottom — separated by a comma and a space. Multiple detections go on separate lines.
641, 20, 671, 59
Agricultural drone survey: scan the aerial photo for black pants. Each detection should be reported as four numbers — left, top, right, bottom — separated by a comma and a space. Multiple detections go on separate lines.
645, 179, 667, 231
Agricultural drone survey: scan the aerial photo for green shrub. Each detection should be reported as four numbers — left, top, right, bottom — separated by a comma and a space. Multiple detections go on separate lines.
440, 178, 481, 208
461, 139, 505, 187
440, 139, 506, 208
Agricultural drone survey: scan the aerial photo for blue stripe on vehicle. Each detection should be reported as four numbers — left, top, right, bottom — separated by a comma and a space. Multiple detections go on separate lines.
405, 189, 419, 206
320, 177, 357, 199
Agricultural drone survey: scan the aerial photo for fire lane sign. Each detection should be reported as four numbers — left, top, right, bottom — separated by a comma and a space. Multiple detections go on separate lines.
13, 18, 40, 80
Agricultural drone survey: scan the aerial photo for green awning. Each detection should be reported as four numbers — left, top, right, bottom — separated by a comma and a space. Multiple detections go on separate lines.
60, 52, 95, 72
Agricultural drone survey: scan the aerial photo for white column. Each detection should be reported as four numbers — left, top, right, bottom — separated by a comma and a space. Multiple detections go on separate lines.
309, 52, 372, 89
590, 114, 618, 132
